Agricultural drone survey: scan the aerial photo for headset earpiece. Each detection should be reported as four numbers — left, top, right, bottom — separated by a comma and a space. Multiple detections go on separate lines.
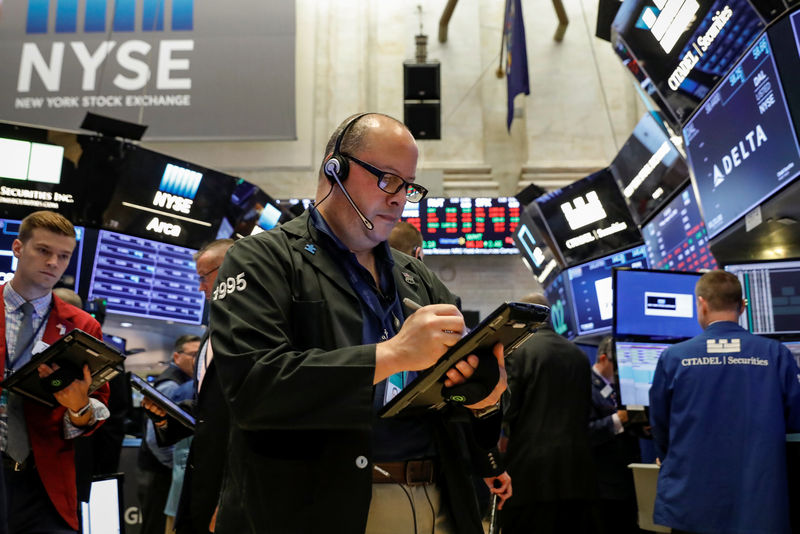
323, 154, 349, 184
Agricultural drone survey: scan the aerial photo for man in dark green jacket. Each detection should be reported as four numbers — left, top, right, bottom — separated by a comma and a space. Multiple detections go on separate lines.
210, 113, 509, 533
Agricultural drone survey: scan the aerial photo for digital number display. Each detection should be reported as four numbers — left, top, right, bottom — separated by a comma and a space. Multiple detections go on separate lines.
400, 197, 520, 255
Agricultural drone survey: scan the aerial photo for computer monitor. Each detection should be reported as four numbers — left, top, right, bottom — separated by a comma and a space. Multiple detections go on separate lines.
615, 340, 672, 407
614, 268, 703, 339
80, 473, 123, 534
642, 186, 717, 271
87, 230, 205, 325
513, 204, 562, 287
567, 245, 649, 336
725, 260, 800, 335
543, 272, 578, 339
683, 33, 800, 240
536, 169, 643, 266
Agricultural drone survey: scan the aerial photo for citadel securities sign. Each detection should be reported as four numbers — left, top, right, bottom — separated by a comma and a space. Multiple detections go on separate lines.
0, 0, 296, 140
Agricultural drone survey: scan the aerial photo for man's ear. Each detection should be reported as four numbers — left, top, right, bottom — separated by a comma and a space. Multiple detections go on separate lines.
412, 246, 422, 260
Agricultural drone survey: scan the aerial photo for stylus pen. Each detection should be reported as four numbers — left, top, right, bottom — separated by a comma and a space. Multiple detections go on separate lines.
402, 298, 459, 335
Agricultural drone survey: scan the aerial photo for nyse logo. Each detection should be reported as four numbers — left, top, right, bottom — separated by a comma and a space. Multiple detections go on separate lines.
636, 0, 700, 54
560, 191, 607, 230
152, 163, 202, 214
18, 0, 194, 93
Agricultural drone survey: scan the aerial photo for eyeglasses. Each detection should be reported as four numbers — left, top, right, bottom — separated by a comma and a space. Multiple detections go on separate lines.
197, 265, 220, 285
178, 350, 199, 358
344, 154, 428, 203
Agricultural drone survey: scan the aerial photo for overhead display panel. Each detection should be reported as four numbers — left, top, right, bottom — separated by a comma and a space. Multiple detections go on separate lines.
87, 230, 204, 325
683, 33, 800, 240
543, 272, 578, 339
535, 169, 642, 266
609, 112, 690, 225
612, 0, 764, 123
513, 204, 562, 288
99, 143, 237, 249
400, 197, 520, 255
643, 186, 717, 271
725, 259, 800, 335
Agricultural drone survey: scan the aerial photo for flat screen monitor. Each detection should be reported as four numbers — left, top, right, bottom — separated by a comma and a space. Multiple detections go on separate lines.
99, 143, 238, 249
0, 218, 84, 291
544, 272, 578, 339
567, 245, 649, 336
536, 169, 643, 266
784, 341, 800, 368
400, 197, 520, 255
80, 473, 123, 534
725, 260, 800, 335
614, 268, 703, 339
216, 180, 289, 239
513, 204, 562, 287
616, 340, 672, 406
87, 230, 205, 325
643, 186, 717, 271
609, 112, 690, 225
683, 33, 800, 240
612, 0, 764, 124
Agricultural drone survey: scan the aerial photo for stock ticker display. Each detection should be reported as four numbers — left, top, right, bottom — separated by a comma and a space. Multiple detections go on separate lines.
643, 186, 717, 271
683, 34, 800, 239
725, 260, 800, 335
88, 230, 204, 325
400, 197, 520, 255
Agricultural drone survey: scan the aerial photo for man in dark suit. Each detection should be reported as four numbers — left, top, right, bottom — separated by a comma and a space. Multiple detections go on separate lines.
588, 336, 641, 533
501, 293, 596, 534
143, 238, 234, 534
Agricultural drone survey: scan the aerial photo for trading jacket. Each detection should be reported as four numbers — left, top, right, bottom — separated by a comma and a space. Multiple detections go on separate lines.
650, 321, 800, 534
210, 211, 496, 534
0, 292, 109, 530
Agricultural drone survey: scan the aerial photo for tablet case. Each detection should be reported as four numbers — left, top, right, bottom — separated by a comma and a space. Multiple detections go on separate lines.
379, 301, 549, 418
1, 329, 125, 408
129, 373, 196, 430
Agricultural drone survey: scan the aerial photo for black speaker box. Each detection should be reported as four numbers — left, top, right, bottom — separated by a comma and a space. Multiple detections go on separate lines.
404, 62, 441, 100
404, 103, 441, 140
595, 0, 622, 42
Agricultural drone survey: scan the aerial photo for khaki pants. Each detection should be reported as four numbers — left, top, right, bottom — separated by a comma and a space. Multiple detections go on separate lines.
364, 483, 456, 534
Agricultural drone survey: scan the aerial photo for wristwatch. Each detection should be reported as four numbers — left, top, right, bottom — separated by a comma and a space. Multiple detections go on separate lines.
68, 401, 92, 418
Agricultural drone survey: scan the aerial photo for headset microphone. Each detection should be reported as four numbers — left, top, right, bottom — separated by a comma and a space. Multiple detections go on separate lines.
324, 158, 374, 231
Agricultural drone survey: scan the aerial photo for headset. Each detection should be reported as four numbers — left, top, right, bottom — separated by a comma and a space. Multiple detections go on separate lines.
323, 113, 374, 230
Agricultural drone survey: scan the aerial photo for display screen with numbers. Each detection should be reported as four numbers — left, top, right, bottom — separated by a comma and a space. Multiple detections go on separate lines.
400, 197, 520, 255
683, 33, 800, 239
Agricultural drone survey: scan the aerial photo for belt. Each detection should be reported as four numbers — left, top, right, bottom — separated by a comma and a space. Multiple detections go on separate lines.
2, 453, 33, 472
372, 459, 436, 485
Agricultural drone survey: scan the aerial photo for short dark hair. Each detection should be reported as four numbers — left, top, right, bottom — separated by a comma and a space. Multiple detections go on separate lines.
597, 336, 614, 362
388, 221, 423, 256
18, 211, 75, 242
174, 334, 201, 354
696, 270, 742, 313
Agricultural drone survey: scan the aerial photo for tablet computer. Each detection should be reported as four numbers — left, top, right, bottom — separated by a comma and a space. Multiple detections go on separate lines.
129, 373, 196, 430
1, 329, 124, 408
379, 301, 549, 418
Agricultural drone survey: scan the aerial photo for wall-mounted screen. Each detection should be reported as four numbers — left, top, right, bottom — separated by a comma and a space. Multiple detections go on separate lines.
536, 169, 642, 266
643, 186, 717, 271
400, 197, 520, 255
612, 0, 764, 123
609, 112, 690, 225
99, 144, 238, 249
616, 340, 672, 406
543, 272, 578, 339
567, 245, 649, 336
614, 268, 703, 339
0, 218, 84, 291
683, 33, 800, 239
87, 230, 204, 325
725, 260, 800, 335
513, 205, 562, 287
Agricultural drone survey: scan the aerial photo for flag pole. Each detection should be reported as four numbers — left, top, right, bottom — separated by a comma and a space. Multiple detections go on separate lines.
497, 0, 510, 78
